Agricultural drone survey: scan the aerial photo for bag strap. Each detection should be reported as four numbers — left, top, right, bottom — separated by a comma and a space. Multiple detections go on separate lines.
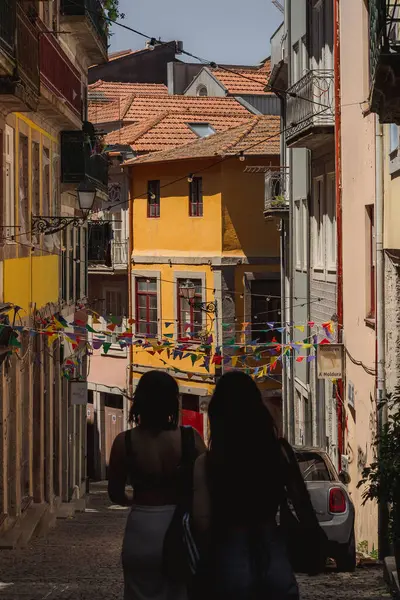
125, 429, 133, 459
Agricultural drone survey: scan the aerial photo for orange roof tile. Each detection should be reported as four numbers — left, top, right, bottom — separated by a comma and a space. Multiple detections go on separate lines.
123, 94, 251, 121
125, 115, 280, 165
105, 110, 253, 152
88, 80, 168, 102
210, 66, 271, 95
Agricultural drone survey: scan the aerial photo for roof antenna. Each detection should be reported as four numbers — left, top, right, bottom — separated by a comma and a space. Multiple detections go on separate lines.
272, 0, 284, 13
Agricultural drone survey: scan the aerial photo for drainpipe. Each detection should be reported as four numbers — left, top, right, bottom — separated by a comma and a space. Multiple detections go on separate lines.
127, 167, 134, 412
334, 0, 344, 470
375, 117, 389, 559
285, 0, 295, 444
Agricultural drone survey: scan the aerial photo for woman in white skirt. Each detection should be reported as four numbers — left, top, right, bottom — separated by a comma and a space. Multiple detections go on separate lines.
108, 370, 206, 600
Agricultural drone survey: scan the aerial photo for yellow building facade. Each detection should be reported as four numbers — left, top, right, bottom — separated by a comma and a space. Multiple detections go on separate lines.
128, 125, 282, 438
0, 0, 108, 539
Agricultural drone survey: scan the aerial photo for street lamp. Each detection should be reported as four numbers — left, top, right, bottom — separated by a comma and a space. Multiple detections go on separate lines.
179, 279, 218, 314
31, 180, 97, 235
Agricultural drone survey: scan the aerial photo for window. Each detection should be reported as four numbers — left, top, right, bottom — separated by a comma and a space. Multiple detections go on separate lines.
302, 199, 308, 270
366, 205, 375, 319
177, 278, 203, 339
136, 278, 158, 336
250, 279, 281, 343
295, 200, 302, 270
69, 228, 74, 302
293, 42, 300, 83
83, 227, 88, 297
295, 451, 332, 481
147, 180, 160, 218
32, 141, 40, 218
390, 123, 399, 153
326, 173, 336, 271
42, 146, 50, 215
61, 229, 67, 302
312, 177, 324, 270
301, 35, 308, 76
75, 227, 81, 301
105, 289, 123, 318
196, 85, 208, 97
19, 133, 29, 241
187, 123, 216, 138
189, 177, 203, 217
5, 125, 15, 239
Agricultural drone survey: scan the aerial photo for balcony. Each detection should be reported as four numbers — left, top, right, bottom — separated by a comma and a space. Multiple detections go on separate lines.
369, 0, 400, 123
60, 0, 108, 65
39, 25, 82, 128
0, 2, 39, 112
61, 126, 108, 194
264, 168, 289, 219
285, 70, 334, 149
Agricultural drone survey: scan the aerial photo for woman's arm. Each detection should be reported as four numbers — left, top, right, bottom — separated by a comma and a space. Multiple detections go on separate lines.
108, 431, 133, 506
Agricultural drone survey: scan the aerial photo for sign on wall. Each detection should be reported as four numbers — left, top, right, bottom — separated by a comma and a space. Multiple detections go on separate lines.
317, 344, 344, 380
70, 381, 88, 405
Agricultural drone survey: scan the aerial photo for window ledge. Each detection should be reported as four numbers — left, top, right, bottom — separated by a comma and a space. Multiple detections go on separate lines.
364, 317, 376, 330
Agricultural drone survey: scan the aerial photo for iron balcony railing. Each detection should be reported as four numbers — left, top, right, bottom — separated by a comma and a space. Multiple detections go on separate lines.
285, 70, 334, 145
264, 168, 289, 215
16, 4, 40, 95
112, 240, 128, 266
61, 129, 108, 191
0, 3, 40, 109
40, 26, 82, 118
60, 0, 108, 51
0, 0, 16, 59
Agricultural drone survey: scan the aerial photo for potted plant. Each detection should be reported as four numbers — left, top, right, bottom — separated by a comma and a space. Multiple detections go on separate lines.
358, 396, 400, 580
270, 194, 288, 209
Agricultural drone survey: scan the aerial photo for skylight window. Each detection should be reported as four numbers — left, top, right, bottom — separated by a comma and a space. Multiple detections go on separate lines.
187, 123, 216, 138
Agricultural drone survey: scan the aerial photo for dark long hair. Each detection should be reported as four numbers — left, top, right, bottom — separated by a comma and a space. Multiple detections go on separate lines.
207, 371, 285, 523
129, 370, 179, 431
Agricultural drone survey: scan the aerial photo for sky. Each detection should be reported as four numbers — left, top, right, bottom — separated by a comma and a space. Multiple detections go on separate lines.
110, 0, 283, 66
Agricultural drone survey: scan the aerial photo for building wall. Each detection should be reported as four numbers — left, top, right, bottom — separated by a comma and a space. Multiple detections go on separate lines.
130, 156, 282, 435
340, 0, 377, 548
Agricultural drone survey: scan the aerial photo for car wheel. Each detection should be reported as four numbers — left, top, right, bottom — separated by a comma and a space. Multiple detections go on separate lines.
335, 530, 356, 572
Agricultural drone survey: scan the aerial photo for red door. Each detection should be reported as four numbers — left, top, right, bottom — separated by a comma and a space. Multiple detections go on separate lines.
182, 409, 204, 438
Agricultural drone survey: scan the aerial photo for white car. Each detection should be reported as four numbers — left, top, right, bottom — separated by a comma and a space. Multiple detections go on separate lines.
294, 447, 356, 572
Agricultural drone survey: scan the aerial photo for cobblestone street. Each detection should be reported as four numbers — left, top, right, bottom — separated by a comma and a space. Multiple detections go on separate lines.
0, 484, 391, 599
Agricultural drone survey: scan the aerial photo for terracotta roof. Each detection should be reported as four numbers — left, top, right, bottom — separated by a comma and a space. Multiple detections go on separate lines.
108, 49, 139, 61
89, 94, 135, 123
123, 94, 251, 121
210, 65, 271, 95
88, 80, 168, 102
125, 115, 280, 165
105, 110, 253, 152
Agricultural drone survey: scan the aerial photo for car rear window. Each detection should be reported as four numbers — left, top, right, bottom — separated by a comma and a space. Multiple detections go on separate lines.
295, 452, 333, 482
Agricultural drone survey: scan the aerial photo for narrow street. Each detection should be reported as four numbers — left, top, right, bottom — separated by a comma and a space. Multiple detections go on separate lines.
0, 483, 390, 600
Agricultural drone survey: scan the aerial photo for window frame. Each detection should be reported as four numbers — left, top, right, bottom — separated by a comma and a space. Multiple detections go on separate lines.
5, 125, 15, 242
147, 180, 160, 218
366, 204, 375, 321
135, 277, 158, 337
189, 177, 203, 217
177, 278, 204, 341
325, 172, 337, 276
312, 176, 325, 274
294, 199, 302, 271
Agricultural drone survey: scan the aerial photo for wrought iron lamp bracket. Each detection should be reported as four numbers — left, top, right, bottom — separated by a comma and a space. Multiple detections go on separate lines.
192, 300, 218, 315
31, 215, 86, 235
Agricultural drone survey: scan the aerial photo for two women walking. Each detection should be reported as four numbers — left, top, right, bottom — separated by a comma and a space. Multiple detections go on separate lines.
108, 369, 326, 600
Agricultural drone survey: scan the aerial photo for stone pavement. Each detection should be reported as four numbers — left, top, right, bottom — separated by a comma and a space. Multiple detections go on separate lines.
0, 483, 391, 599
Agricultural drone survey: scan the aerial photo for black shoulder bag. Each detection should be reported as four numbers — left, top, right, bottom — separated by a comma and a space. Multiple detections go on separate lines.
162, 425, 198, 584
279, 438, 329, 575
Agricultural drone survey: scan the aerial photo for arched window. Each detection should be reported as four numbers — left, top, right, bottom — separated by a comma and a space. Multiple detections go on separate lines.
196, 85, 208, 97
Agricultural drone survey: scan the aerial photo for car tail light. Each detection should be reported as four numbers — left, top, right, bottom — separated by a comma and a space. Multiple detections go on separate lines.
329, 487, 347, 513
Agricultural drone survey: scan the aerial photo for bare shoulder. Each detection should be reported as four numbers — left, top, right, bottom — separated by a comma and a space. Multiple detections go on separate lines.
193, 428, 207, 454
194, 451, 207, 472
112, 430, 129, 453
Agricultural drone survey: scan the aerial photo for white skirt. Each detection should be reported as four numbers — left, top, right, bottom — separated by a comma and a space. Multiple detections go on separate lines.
122, 505, 188, 600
